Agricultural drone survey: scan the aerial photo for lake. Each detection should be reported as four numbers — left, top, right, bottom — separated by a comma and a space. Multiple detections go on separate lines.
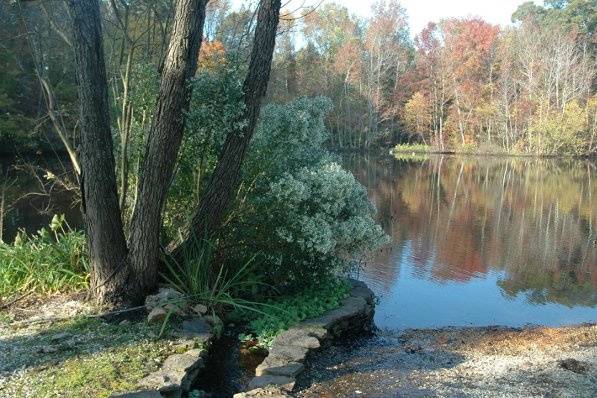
346, 154, 597, 329
2, 153, 596, 330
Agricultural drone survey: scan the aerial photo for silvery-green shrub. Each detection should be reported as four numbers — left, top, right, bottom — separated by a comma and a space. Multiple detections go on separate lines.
224, 97, 389, 286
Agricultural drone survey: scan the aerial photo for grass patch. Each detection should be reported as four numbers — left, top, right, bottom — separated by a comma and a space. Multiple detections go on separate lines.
234, 277, 351, 347
0, 215, 88, 298
392, 143, 435, 154
0, 317, 192, 398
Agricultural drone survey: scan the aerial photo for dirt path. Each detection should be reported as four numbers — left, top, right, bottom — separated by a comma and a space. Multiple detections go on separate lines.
295, 324, 597, 398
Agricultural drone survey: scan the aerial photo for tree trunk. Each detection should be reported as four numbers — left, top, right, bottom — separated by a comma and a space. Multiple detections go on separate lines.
67, 0, 130, 305
127, 0, 208, 300
174, 0, 281, 256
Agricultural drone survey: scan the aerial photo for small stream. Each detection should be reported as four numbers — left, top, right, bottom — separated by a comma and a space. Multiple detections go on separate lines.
193, 331, 267, 397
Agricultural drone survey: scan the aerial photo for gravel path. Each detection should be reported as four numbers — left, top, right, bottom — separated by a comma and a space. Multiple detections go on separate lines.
295, 324, 597, 398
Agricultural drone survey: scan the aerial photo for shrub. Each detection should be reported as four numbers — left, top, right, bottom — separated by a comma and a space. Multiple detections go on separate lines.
0, 215, 88, 297
224, 97, 389, 289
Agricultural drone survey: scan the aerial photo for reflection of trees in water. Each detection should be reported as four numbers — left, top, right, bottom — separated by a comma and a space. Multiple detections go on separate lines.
346, 154, 597, 307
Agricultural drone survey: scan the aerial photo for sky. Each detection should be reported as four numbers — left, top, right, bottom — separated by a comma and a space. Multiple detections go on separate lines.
328, 0, 537, 35
271, 0, 541, 37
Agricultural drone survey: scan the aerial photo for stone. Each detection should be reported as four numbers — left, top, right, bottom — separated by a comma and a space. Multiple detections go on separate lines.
247, 375, 295, 391
264, 345, 309, 364
237, 280, 375, 398
181, 318, 211, 337
192, 304, 208, 315
293, 325, 328, 340
303, 296, 368, 329
147, 307, 168, 324
271, 329, 320, 349
110, 391, 162, 398
255, 361, 304, 377
145, 288, 186, 312
349, 279, 375, 302
233, 386, 291, 398
559, 358, 590, 374
140, 349, 205, 395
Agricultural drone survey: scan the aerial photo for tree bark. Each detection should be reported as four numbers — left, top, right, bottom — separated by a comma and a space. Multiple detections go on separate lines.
67, 0, 130, 305
174, 0, 281, 256
127, 0, 208, 300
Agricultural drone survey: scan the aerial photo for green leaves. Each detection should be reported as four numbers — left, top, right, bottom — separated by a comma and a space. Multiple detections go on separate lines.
234, 278, 351, 348
0, 215, 88, 297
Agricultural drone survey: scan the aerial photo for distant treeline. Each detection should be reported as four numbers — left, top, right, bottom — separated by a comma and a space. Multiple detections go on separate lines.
0, 0, 595, 155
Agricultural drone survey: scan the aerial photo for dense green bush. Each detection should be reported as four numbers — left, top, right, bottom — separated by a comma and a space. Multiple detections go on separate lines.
224, 97, 389, 288
161, 69, 387, 291
0, 215, 88, 297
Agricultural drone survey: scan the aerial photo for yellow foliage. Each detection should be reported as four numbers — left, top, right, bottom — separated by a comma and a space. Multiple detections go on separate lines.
528, 101, 589, 156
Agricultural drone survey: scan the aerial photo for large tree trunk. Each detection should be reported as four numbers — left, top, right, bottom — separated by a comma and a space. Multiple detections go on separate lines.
174, 0, 281, 255
127, 0, 208, 299
67, 0, 130, 305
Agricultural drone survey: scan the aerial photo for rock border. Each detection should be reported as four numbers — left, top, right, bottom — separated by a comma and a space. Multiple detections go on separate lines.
234, 279, 375, 398
110, 319, 214, 398
111, 289, 217, 398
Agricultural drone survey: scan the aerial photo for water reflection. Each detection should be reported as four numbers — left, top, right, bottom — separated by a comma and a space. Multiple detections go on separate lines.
347, 154, 597, 329
0, 156, 81, 243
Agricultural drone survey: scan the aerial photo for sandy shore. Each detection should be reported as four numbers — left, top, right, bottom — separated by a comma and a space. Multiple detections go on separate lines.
296, 324, 597, 397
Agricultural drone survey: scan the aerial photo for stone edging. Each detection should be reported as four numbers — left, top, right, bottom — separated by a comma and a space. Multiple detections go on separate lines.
111, 314, 216, 398
234, 279, 375, 398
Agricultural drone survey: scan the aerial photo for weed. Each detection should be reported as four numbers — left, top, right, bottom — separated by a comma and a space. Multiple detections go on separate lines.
0, 215, 88, 297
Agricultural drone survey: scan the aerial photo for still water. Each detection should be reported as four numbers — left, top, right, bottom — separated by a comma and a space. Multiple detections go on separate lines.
347, 154, 597, 329
0, 156, 82, 243
2, 154, 596, 329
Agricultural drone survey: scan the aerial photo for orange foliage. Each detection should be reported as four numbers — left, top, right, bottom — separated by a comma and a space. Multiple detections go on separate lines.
198, 40, 227, 70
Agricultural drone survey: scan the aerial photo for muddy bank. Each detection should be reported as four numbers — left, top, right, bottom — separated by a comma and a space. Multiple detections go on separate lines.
295, 324, 597, 397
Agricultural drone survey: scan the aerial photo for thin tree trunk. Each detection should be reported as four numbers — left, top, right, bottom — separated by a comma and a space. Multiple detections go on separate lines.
127, 0, 208, 299
174, 0, 281, 256
67, 0, 130, 305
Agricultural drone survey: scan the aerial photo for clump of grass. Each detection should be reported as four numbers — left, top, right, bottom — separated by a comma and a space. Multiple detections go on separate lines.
392, 143, 435, 154
235, 277, 351, 347
0, 215, 88, 297
163, 239, 262, 305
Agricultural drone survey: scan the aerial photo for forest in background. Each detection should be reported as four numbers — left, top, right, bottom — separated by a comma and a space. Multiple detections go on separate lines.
0, 0, 595, 155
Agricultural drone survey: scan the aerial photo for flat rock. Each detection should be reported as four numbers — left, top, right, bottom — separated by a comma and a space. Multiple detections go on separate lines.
264, 345, 309, 364
247, 375, 295, 391
145, 288, 185, 312
349, 279, 375, 302
140, 349, 204, 393
271, 329, 320, 349
182, 317, 211, 336
255, 361, 303, 377
302, 296, 368, 329
233, 386, 291, 398
110, 390, 162, 398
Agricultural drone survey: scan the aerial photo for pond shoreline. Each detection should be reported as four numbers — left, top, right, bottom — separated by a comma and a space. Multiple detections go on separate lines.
296, 322, 597, 397
390, 148, 597, 160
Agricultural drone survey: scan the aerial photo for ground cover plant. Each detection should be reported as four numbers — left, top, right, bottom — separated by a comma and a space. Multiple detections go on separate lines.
0, 215, 87, 298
